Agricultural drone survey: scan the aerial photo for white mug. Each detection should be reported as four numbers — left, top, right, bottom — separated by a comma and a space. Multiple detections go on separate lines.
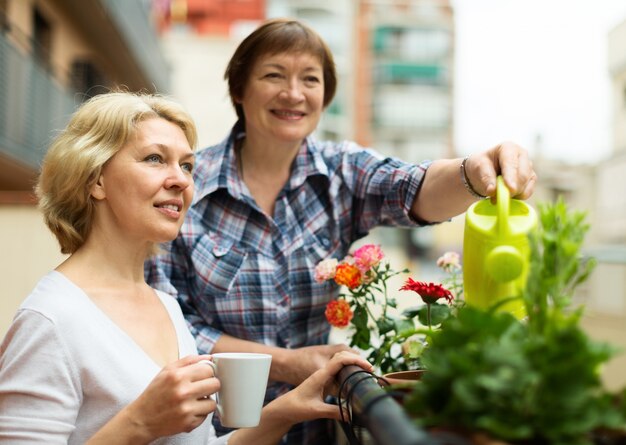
203, 353, 272, 428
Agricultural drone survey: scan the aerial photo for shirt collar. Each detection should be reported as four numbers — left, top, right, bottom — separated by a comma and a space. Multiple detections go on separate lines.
192, 124, 330, 204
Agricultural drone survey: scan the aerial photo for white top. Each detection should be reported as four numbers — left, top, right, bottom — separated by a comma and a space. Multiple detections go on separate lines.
0, 271, 231, 445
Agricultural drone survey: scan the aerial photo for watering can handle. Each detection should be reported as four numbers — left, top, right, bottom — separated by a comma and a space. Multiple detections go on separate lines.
496, 175, 510, 238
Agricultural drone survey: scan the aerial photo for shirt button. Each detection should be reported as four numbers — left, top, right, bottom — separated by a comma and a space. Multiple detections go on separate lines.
321, 237, 330, 248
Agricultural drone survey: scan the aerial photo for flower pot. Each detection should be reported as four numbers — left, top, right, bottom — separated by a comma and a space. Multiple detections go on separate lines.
380, 369, 426, 386
378, 369, 426, 406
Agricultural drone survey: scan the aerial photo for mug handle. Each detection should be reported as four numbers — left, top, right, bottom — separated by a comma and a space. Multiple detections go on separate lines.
199, 359, 219, 404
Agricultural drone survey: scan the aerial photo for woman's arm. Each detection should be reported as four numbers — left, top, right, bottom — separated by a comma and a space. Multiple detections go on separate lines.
214, 334, 352, 386
226, 351, 373, 445
412, 141, 536, 223
86, 355, 219, 445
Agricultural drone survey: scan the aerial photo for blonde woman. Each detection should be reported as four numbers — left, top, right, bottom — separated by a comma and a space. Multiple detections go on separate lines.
0, 91, 371, 444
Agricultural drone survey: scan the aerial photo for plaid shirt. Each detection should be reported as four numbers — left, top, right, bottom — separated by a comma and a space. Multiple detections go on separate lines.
145, 126, 429, 444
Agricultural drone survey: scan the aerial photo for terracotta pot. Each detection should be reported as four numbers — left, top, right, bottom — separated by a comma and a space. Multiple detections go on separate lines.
380, 369, 426, 387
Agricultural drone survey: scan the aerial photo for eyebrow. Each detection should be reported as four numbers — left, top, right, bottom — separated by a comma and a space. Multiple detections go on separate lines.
261, 62, 322, 73
140, 143, 195, 160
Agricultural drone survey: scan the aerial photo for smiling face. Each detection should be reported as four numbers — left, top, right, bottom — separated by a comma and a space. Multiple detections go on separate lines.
239, 51, 325, 148
90, 117, 194, 247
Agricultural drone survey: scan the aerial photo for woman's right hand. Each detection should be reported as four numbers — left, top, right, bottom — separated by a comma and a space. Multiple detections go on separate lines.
129, 355, 219, 438
89, 355, 219, 444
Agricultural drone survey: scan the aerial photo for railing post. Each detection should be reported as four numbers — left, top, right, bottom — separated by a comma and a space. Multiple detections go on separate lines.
336, 365, 434, 445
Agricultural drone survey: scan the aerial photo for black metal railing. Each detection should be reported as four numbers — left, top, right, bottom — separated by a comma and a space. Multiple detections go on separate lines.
335, 365, 473, 445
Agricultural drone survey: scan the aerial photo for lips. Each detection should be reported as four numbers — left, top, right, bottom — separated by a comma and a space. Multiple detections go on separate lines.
159, 204, 181, 212
272, 109, 305, 119
154, 199, 183, 217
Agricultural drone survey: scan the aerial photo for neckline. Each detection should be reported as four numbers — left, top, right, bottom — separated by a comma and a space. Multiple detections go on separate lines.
49, 270, 184, 369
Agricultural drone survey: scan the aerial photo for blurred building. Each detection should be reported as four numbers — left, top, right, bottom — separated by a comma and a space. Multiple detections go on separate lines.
0, 0, 169, 335
150, 0, 265, 147
528, 17, 626, 391
154, 0, 265, 35
575, 16, 626, 392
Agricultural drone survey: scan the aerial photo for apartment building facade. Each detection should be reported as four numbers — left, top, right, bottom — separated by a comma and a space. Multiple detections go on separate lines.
0, 0, 169, 335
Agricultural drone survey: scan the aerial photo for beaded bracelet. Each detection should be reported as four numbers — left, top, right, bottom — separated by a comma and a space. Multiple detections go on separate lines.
460, 156, 487, 199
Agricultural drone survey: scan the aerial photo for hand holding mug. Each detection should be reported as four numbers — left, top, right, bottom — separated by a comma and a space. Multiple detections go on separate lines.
123, 355, 218, 440
202, 353, 272, 428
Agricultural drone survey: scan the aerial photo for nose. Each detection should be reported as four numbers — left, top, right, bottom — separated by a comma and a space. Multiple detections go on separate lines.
279, 80, 305, 102
164, 164, 192, 190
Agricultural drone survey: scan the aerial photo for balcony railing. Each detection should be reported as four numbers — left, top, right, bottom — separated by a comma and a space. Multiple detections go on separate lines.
0, 29, 75, 171
99, 0, 169, 92
336, 365, 473, 445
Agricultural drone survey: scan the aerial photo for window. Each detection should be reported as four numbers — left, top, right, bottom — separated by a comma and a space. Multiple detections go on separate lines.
32, 8, 52, 68
70, 60, 108, 99
1, 0, 9, 32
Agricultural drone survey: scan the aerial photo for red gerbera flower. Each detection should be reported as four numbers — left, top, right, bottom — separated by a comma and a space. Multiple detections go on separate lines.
334, 263, 362, 289
400, 278, 454, 304
325, 299, 354, 328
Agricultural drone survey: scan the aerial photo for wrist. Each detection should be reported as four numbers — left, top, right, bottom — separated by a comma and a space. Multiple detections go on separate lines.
269, 347, 292, 382
87, 407, 153, 445
460, 156, 487, 199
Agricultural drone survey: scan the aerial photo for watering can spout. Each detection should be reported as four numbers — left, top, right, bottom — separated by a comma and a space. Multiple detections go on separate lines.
462, 176, 537, 318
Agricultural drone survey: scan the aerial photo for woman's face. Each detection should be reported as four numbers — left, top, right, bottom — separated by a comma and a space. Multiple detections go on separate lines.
239, 51, 325, 147
92, 117, 194, 245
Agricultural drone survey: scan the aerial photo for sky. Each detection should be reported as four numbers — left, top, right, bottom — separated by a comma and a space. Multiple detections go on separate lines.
451, 0, 626, 164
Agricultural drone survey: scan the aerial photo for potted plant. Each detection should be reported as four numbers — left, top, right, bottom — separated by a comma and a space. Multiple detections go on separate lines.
402, 199, 626, 445
316, 245, 458, 376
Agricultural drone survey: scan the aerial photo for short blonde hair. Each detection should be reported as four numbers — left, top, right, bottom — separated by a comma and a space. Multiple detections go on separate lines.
36, 91, 197, 254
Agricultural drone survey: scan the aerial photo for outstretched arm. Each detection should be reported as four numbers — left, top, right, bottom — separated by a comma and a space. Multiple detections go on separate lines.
411, 141, 536, 223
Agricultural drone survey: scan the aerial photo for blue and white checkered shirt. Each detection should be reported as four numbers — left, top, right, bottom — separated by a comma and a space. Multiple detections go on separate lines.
145, 126, 429, 444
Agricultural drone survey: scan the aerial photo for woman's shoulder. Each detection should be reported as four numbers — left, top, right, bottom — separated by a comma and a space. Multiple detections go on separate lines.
18, 271, 84, 316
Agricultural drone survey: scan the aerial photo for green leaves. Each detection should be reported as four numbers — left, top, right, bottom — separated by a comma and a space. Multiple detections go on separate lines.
415, 303, 451, 327
403, 199, 626, 444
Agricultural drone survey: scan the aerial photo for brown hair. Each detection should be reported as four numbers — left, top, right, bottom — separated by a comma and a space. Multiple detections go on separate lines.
225, 18, 337, 123
36, 91, 197, 254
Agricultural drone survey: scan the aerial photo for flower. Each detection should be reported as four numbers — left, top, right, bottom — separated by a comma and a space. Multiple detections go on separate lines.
314, 258, 338, 282
317, 243, 461, 373
436, 251, 461, 271
400, 278, 453, 305
333, 263, 362, 289
437, 251, 464, 300
325, 299, 353, 327
353, 244, 384, 272
400, 277, 455, 331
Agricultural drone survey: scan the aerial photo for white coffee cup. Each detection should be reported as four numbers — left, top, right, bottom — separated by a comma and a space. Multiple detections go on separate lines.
203, 353, 272, 428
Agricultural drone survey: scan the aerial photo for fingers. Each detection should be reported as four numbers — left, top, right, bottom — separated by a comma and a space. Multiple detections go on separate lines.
312, 402, 347, 421
172, 354, 213, 369
324, 351, 373, 377
474, 141, 536, 200
517, 172, 537, 200
163, 355, 220, 399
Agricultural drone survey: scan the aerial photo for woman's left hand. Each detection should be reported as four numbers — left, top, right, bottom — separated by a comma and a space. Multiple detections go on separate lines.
271, 351, 373, 424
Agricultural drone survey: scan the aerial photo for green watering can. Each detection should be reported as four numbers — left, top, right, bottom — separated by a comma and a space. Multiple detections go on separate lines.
463, 176, 537, 318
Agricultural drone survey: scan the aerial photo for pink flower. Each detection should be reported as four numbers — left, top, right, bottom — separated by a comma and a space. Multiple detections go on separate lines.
325, 299, 354, 328
314, 258, 339, 283
437, 251, 461, 272
353, 244, 384, 273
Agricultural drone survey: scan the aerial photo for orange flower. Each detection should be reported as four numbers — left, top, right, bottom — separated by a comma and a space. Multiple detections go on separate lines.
334, 263, 362, 289
325, 299, 354, 328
